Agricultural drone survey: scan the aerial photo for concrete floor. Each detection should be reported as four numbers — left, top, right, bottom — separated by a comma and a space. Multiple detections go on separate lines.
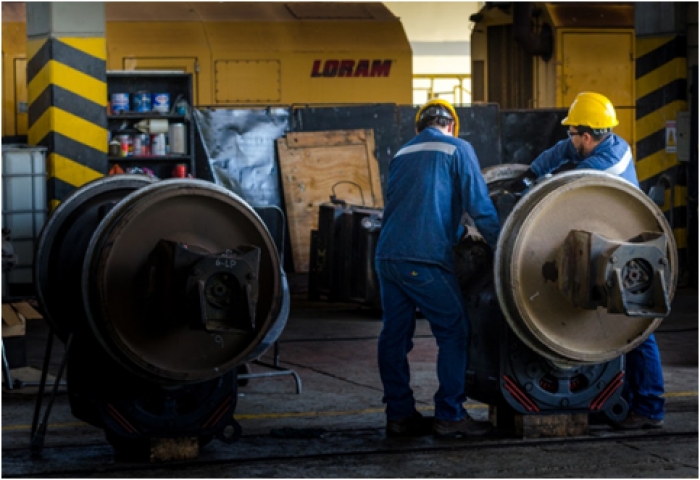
2, 281, 698, 477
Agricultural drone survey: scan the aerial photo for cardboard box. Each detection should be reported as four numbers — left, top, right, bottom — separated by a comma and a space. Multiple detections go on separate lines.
2, 302, 42, 338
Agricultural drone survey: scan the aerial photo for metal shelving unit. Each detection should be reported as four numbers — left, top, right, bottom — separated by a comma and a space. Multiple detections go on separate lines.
106, 71, 195, 179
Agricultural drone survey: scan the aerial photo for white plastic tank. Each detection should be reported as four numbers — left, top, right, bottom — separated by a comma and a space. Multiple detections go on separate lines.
2, 145, 48, 286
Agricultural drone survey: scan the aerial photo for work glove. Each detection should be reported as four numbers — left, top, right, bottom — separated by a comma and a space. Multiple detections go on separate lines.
508, 168, 537, 194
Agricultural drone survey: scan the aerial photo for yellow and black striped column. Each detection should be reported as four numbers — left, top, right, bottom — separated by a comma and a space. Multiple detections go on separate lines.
27, 36, 107, 212
635, 35, 688, 275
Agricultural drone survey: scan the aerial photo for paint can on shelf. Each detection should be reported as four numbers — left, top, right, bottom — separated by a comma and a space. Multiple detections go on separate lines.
108, 140, 121, 157
132, 91, 151, 112
172, 164, 187, 178
152, 93, 170, 113
168, 123, 187, 154
151, 133, 167, 156
132, 133, 150, 156
115, 134, 132, 157
111, 93, 129, 113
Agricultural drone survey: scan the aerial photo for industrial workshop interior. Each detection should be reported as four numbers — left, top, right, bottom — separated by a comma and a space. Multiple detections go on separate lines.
1, 1, 698, 477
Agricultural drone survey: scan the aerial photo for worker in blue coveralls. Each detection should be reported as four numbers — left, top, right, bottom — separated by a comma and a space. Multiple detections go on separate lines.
509, 91, 665, 430
375, 99, 501, 438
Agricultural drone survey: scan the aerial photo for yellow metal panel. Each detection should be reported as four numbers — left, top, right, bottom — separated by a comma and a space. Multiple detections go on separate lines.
3, 22, 28, 136
121, 57, 198, 104
635, 150, 678, 182
28, 107, 108, 153
26, 38, 46, 64
3, 22, 27, 54
636, 100, 688, 142
215, 60, 280, 103
558, 30, 635, 107
205, 21, 412, 104
614, 108, 635, 159
636, 36, 674, 58
205, 21, 411, 53
58, 37, 107, 61
557, 29, 635, 149
106, 22, 211, 104
14, 58, 28, 136
50, 152, 104, 188
27, 60, 107, 107
636, 58, 687, 99
283, 53, 411, 105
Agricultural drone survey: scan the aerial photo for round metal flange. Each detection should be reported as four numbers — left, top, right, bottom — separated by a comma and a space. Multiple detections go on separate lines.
482, 163, 530, 186
34, 175, 156, 342
494, 170, 678, 365
82, 179, 288, 384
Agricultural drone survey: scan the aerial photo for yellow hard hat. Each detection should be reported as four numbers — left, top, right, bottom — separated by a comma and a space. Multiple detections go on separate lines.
415, 98, 460, 137
561, 92, 619, 130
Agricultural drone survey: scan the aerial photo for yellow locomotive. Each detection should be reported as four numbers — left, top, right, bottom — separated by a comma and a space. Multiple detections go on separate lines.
2, 1, 412, 138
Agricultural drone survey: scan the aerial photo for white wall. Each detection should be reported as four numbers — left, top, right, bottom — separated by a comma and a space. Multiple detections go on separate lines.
384, 2, 481, 104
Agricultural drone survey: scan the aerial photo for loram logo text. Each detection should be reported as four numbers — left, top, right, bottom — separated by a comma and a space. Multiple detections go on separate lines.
311, 59, 392, 78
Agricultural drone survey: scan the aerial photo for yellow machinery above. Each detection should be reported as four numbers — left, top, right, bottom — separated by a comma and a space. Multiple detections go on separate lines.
2, 2, 412, 138
470, 2, 636, 150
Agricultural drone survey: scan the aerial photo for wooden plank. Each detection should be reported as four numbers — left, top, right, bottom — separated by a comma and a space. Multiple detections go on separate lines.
514, 412, 588, 438
2, 304, 26, 337
2, 305, 22, 326
11, 303, 43, 320
490, 406, 588, 438
277, 129, 383, 272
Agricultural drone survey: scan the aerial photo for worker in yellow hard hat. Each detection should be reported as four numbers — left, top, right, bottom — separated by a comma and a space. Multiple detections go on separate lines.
414, 98, 461, 137
509, 91, 637, 191
375, 98, 500, 439
510, 92, 665, 431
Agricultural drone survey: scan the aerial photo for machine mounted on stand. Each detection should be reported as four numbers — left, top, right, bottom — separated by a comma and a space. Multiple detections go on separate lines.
459, 165, 677, 436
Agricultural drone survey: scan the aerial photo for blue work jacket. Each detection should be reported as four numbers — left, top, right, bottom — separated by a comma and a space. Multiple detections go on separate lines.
375, 127, 500, 272
529, 133, 639, 187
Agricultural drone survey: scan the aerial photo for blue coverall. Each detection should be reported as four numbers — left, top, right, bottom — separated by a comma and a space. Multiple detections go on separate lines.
375, 126, 500, 422
529, 133, 665, 421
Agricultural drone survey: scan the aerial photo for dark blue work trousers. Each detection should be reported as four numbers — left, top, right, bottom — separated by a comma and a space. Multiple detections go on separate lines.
623, 334, 665, 420
376, 259, 469, 422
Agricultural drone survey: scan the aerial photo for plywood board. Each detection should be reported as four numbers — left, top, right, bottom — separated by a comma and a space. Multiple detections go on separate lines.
2, 304, 26, 337
11, 303, 42, 320
277, 129, 383, 273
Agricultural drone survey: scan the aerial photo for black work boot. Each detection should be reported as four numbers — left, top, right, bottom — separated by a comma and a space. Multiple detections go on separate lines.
386, 411, 434, 437
433, 413, 493, 438
612, 412, 664, 430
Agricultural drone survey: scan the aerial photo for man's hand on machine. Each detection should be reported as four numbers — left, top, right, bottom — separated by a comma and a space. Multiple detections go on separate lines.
508, 168, 537, 194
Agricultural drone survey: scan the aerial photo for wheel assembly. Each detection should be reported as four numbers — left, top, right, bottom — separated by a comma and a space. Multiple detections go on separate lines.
34, 176, 290, 458
494, 170, 676, 364
461, 165, 677, 428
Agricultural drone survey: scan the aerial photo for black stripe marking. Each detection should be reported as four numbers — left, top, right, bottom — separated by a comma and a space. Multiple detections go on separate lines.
27, 38, 106, 84
47, 177, 78, 203
673, 206, 688, 229
29, 85, 107, 130
636, 36, 687, 79
36, 132, 107, 174
635, 79, 688, 120
635, 129, 666, 161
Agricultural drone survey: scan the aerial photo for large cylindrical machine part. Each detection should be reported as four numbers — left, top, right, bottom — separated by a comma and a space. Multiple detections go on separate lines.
81, 178, 288, 383
462, 165, 677, 422
34, 175, 290, 454
494, 170, 677, 365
